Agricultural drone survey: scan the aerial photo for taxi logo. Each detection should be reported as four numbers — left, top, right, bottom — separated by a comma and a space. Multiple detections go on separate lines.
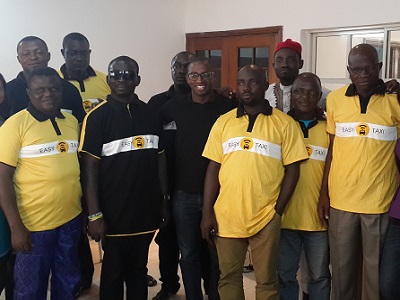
83, 100, 94, 113
240, 138, 254, 150
356, 123, 370, 136
133, 136, 145, 148
57, 141, 69, 153
306, 145, 312, 156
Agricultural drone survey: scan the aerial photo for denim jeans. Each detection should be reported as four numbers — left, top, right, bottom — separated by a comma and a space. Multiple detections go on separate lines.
278, 229, 331, 300
172, 190, 203, 300
380, 217, 400, 300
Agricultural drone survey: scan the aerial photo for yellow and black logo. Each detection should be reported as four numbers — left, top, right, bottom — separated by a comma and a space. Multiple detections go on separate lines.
83, 100, 94, 113
57, 141, 69, 153
356, 123, 369, 136
240, 138, 254, 150
306, 145, 312, 156
133, 136, 145, 148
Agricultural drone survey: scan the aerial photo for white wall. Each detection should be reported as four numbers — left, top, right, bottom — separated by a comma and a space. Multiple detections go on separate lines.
184, 0, 400, 46
0, 0, 186, 101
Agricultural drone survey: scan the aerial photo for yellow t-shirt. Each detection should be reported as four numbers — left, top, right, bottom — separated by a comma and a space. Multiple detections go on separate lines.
0, 110, 82, 231
327, 85, 400, 213
282, 120, 329, 231
203, 108, 309, 238
59, 70, 110, 113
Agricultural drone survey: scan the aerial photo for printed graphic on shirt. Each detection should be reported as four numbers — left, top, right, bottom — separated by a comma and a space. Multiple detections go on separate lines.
19, 140, 79, 158
306, 144, 327, 161
336, 122, 397, 141
83, 99, 101, 113
102, 134, 159, 157
223, 137, 281, 160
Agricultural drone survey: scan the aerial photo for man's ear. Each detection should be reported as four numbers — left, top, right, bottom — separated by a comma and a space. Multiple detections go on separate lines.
135, 75, 141, 87
299, 59, 304, 69
61, 49, 65, 58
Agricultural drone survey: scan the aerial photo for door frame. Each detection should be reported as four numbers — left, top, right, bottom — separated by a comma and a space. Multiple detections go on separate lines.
186, 26, 283, 87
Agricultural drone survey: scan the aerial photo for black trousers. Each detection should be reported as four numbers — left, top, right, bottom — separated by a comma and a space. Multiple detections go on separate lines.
78, 233, 94, 287
100, 232, 154, 300
154, 218, 180, 293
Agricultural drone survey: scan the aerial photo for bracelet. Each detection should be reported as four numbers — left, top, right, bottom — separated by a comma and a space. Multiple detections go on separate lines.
88, 212, 103, 222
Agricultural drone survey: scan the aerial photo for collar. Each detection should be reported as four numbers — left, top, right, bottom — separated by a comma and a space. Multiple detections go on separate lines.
236, 100, 273, 118
279, 82, 292, 92
60, 64, 97, 81
165, 85, 176, 99
106, 94, 141, 110
27, 102, 65, 122
16, 72, 27, 85
345, 79, 386, 97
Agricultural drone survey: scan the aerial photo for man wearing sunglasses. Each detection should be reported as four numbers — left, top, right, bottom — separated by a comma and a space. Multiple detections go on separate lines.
148, 51, 195, 300
79, 56, 168, 300
160, 58, 236, 300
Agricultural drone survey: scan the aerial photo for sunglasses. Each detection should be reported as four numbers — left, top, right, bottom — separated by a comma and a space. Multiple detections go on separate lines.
108, 70, 137, 81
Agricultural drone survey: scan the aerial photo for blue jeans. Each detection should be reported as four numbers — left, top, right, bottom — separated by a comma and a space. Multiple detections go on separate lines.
172, 190, 203, 300
278, 229, 331, 300
380, 217, 400, 300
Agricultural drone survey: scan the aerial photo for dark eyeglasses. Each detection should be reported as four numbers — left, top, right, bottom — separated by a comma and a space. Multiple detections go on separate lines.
108, 70, 137, 81
187, 72, 214, 81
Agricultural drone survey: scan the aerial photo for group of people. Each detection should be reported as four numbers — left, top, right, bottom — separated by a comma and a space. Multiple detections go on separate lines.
0, 32, 399, 300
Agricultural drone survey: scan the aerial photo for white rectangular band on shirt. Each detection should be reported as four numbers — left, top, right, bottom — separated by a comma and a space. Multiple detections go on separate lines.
307, 144, 328, 161
163, 121, 177, 131
335, 122, 397, 141
19, 140, 79, 158
60, 108, 73, 115
222, 137, 282, 160
102, 134, 159, 157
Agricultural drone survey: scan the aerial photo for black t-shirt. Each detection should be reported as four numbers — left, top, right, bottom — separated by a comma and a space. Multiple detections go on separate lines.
6, 72, 86, 123
80, 95, 163, 234
161, 92, 236, 194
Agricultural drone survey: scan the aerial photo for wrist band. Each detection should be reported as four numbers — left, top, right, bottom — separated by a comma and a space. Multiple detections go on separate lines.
88, 212, 103, 222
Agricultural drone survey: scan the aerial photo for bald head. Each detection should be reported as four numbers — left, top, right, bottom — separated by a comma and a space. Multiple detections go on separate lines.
108, 56, 139, 74
348, 44, 379, 65
238, 65, 268, 83
237, 65, 268, 107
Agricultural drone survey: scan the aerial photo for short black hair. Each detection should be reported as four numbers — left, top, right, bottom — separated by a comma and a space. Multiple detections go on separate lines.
188, 57, 214, 70
17, 36, 48, 53
108, 56, 140, 74
62, 32, 89, 48
27, 67, 61, 87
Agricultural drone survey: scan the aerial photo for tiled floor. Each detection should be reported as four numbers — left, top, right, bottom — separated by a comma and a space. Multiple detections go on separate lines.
76, 238, 257, 299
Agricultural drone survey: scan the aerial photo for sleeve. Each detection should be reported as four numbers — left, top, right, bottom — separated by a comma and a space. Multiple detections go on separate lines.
0, 117, 22, 167
202, 118, 224, 164
78, 111, 103, 159
326, 93, 336, 135
281, 118, 309, 166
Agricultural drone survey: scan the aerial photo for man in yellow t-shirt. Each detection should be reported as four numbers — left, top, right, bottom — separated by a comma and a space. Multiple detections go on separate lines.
59, 32, 110, 113
0, 67, 82, 299
278, 73, 331, 300
201, 65, 308, 300
318, 44, 400, 300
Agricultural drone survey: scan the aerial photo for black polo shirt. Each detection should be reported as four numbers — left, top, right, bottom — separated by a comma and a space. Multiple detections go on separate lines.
6, 72, 86, 123
79, 94, 163, 235
161, 92, 236, 194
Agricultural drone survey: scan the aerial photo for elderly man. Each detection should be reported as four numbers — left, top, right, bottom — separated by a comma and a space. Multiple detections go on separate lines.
201, 65, 308, 299
6, 36, 85, 123
79, 56, 168, 300
318, 44, 400, 300
0, 67, 82, 299
60, 32, 110, 113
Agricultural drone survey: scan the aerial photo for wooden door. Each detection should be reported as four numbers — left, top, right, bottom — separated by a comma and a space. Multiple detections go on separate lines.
186, 27, 282, 90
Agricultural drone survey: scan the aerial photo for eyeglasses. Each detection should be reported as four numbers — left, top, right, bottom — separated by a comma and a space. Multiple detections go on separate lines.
292, 88, 320, 97
108, 70, 137, 81
347, 64, 379, 75
187, 72, 214, 81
